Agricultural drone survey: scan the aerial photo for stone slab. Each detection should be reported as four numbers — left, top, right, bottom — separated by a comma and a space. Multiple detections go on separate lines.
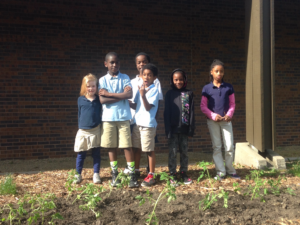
265, 149, 286, 169
235, 142, 267, 169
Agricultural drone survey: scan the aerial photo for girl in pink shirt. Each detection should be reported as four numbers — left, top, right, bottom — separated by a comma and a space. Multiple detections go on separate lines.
200, 59, 240, 180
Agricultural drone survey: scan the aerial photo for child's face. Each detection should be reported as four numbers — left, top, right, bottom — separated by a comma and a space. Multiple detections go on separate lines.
104, 55, 120, 76
211, 65, 224, 82
173, 72, 185, 89
136, 55, 149, 75
86, 81, 97, 96
142, 69, 156, 88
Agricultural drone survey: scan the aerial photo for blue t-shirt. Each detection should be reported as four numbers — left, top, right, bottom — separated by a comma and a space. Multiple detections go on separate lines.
78, 95, 102, 129
134, 84, 159, 128
201, 82, 234, 117
98, 72, 132, 121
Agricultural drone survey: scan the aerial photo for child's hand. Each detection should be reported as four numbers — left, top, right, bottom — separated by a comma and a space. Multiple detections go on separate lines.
99, 89, 109, 97
215, 114, 223, 122
138, 84, 146, 97
223, 115, 231, 122
124, 86, 131, 92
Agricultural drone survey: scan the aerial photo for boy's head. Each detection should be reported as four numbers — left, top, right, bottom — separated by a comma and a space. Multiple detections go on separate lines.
141, 63, 158, 88
170, 68, 187, 90
104, 52, 120, 76
210, 59, 224, 82
135, 52, 151, 76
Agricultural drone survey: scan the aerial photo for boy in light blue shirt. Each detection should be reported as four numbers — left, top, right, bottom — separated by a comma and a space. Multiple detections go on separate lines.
131, 63, 159, 187
98, 52, 138, 188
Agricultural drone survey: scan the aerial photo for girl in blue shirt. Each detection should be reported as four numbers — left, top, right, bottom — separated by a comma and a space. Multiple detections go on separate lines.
74, 74, 102, 184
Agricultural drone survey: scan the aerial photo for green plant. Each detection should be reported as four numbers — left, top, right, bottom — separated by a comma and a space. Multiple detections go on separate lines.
233, 182, 241, 193
115, 170, 130, 188
287, 161, 300, 177
0, 174, 17, 195
285, 187, 296, 196
27, 193, 63, 225
244, 170, 267, 202
267, 175, 284, 196
65, 169, 78, 199
136, 172, 176, 225
1, 197, 28, 225
48, 212, 64, 225
197, 161, 228, 210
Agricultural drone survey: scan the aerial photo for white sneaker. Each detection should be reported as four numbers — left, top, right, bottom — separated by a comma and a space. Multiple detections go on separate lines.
73, 174, 82, 184
93, 173, 101, 184
123, 165, 131, 175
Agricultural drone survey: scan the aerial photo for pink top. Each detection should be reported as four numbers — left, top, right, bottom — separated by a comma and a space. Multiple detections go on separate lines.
200, 94, 235, 120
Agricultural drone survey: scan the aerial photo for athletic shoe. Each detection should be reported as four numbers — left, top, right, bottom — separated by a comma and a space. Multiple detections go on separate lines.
227, 173, 241, 179
169, 173, 179, 186
214, 174, 225, 181
141, 174, 156, 187
93, 173, 101, 184
73, 174, 82, 184
123, 165, 131, 175
129, 173, 139, 188
111, 170, 121, 187
181, 171, 192, 185
135, 170, 141, 179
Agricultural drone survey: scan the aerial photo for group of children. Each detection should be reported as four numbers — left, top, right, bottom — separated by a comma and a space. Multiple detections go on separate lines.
73, 52, 240, 188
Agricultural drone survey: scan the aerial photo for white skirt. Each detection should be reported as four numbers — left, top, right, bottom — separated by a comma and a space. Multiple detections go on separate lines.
74, 125, 101, 152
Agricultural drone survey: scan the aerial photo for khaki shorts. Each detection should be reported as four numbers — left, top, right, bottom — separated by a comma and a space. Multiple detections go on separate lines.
101, 121, 132, 148
132, 125, 156, 152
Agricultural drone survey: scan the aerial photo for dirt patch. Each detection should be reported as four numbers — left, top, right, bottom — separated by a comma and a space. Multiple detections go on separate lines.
1, 163, 300, 224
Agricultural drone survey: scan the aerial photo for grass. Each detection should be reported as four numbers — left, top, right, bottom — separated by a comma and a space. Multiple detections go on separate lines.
0, 174, 17, 195
287, 161, 300, 177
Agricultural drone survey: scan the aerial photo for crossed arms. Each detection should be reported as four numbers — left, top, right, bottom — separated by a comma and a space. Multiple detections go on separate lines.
99, 86, 132, 104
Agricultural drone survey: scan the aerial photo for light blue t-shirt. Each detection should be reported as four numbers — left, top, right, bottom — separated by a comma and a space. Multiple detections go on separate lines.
134, 84, 159, 127
98, 72, 132, 121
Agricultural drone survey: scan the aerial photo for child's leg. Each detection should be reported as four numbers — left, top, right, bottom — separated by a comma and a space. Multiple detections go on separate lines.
178, 134, 189, 172
168, 134, 178, 174
133, 148, 142, 169
91, 147, 101, 173
220, 121, 236, 175
132, 125, 142, 170
76, 151, 87, 174
147, 151, 156, 173
101, 121, 119, 171
207, 119, 226, 175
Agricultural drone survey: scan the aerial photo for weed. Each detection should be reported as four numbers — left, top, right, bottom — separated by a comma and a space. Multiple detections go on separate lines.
0, 174, 17, 195
244, 170, 267, 202
233, 182, 241, 193
286, 187, 296, 196
287, 161, 300, 177
65, 169, 78, 199
267, 175, 284, 196
197, 161, 229, 210
135, 172, 176, 225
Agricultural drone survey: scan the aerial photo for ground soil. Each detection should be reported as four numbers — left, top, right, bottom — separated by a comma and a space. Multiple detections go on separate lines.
0, 162, 300, 224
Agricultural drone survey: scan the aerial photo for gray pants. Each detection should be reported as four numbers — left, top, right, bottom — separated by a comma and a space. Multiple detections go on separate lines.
168, 133, 189, 174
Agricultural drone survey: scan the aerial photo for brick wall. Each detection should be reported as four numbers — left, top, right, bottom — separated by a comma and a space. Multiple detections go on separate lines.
0, 0, 296, 160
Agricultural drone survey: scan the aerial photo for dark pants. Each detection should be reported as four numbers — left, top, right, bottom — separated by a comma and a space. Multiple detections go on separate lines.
76, 147, 101, 174
168, 134, 189, 174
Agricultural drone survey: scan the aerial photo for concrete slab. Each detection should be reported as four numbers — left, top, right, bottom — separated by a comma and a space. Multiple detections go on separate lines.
235, 142, 267, 169
265, 149, 286, 170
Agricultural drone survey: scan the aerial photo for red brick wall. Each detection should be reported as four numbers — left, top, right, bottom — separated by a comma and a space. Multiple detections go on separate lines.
0, 0, 296, 160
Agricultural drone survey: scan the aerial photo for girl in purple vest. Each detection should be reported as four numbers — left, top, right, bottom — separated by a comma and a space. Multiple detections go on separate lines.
201, 59, 240, 180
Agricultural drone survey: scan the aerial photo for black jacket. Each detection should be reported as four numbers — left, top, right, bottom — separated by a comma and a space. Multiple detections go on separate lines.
164, 69, 195, 138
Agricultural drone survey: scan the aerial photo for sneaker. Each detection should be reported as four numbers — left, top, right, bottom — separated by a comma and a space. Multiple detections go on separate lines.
181, 171, 192, 185
214, 174, 225, 181
93, 173, 101, 184
123, 165, 131, 175
111, 170, 121, 187
129, 173, 139, 188
141, 174, 156, 187
227, 173, 241, 179
135, 170, 141, 179
73, 174, 82, 184
169, 173, 179, 186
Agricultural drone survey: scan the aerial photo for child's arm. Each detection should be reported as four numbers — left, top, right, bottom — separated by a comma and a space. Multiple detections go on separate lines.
224, 93, 235, 122
188, 92, 195, 137
139, 85, 153, 111
99, 86, 132, 104
163, 92, 171, 138
99, 88, 132, 100
200, 96, 223, 121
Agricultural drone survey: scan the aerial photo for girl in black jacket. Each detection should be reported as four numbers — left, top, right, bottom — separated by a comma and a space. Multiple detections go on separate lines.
164, 69, 195, 185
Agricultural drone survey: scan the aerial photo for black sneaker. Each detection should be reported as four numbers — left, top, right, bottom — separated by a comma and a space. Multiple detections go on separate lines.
181, 171, 192, 185
135, 170, 141, 179
111, 170, 121, 187
170, 172, 179, 186
129, 173, 139, 188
